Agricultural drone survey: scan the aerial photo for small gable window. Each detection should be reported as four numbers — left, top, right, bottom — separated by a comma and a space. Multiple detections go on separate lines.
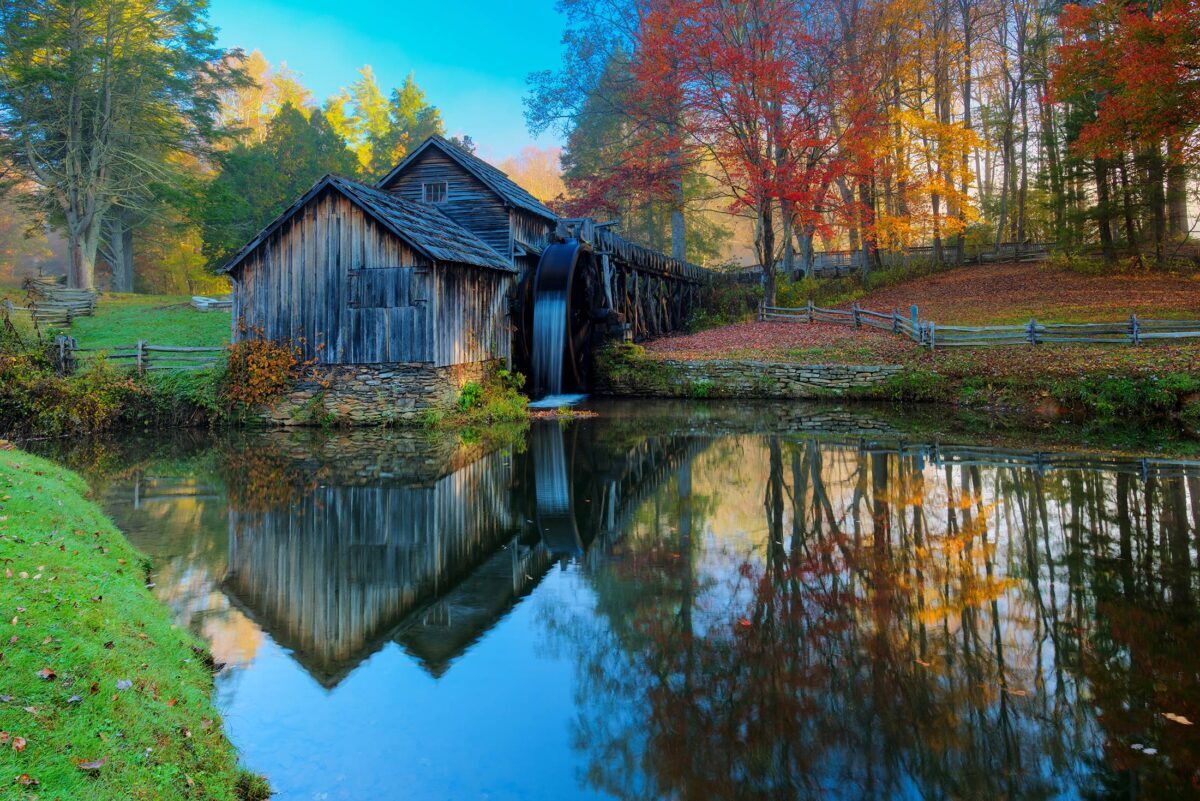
422, 181, 448, 204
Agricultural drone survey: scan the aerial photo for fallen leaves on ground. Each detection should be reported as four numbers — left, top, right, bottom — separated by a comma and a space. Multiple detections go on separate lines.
644, 321, 914, 363
859, 262, 1200, 325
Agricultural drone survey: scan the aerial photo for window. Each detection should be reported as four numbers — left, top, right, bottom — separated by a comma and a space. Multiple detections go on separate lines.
422, 181, 448, 204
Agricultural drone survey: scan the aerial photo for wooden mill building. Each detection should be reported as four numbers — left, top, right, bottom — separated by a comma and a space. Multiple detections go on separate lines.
220, 135, 702, 421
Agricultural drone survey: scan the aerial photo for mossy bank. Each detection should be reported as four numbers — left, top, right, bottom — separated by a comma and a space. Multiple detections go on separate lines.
0, 447, 265, 800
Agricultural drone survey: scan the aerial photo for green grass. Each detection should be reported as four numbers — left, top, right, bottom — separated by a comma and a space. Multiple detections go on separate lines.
0, 449, 262, 799
69, 294, 230, 351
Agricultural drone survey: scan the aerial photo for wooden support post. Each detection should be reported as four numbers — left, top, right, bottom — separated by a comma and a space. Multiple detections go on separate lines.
929, 321, 936, 350
135, 339, 146, 375
892, 308, 900, 333
807, 299, 814, 323
852, 303, 861, 328
910, 304, 919, 333
1027, 318, 1038, 345
1130, 313, 1141, 345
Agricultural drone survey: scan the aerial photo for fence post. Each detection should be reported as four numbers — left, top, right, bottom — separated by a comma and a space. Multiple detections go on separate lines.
892, 308, 899, 333
135, 339, 146, 375
929, 321, 936, 350
910, 304, 919, 332
1130, 313, 1141, 345
54, 335, 66, 374
1027, 318, 1038, 345
807, 299, 814, 324
758, 300, 764, 322
852, 303, 861, 328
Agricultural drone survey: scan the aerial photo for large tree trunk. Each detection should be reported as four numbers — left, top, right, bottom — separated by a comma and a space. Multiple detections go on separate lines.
65, 212, 102, 290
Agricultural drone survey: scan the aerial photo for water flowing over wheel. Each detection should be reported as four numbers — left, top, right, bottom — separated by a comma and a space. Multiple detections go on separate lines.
529, 241, 595, 397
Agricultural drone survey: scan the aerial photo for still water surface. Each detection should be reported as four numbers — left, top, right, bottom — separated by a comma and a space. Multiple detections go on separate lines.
46, 402, 1200, 800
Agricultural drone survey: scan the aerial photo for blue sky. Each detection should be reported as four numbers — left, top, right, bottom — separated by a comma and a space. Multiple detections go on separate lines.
208, 0, 567, 161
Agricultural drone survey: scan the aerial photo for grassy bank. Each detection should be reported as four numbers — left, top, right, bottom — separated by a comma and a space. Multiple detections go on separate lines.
0, 448, 265, 799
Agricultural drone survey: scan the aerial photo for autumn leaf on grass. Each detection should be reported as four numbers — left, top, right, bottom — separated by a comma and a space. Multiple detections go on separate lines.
77, 758, 106, 772
1163, 712, 1194, 726
36, 667, 55, 681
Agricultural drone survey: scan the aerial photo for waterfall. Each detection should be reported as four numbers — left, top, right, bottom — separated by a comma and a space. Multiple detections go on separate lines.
531, 287, 566, 398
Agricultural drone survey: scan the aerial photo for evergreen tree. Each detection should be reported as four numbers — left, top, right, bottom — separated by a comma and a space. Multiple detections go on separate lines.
198, 104, 359, 267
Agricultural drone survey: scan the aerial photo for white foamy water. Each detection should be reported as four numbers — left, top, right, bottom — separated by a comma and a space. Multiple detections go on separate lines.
527, 394, 588, 409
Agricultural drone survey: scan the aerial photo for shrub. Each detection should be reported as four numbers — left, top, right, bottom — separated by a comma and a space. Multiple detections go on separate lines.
221, 334, 307, 408
0, 353, 138, 439
457, 380, 484, 412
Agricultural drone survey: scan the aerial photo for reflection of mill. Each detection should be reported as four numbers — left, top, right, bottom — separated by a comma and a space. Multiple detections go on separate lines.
221, 426, 705, 686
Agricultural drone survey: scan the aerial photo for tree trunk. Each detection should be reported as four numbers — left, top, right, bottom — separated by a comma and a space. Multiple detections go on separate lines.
1094, 157, 1116, 262
667, 116, 687, 261
1167, 137, 1188, 241
759, 199, 777, 307
65, 212, 101, 290
781, 201, 795, 277
956, 0, 973, 265
104, 210, 135, 292
799, 222, 815, 276
1144, 145, 1167, 264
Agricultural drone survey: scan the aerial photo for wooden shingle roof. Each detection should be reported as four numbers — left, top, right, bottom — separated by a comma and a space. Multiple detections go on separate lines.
218, 174, 514, 276
376, 136, 559, 222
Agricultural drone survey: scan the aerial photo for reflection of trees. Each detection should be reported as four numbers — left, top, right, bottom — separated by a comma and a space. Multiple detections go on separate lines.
562, 437, 1200, 800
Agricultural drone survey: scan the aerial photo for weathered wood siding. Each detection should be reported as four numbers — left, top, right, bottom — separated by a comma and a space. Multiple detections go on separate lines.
511, 208, 554, 250
431, 264, 513, 367
232, 189, 431, 364
232, 187, 512, 367
511, 208, 555, 283
379, 149, 512, 258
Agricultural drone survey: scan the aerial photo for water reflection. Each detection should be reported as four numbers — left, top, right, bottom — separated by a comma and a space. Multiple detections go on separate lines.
42, 404, 1200, 800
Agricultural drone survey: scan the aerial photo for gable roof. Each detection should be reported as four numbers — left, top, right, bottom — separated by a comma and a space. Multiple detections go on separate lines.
376, 136, 559, 222
218, 174, 515, 276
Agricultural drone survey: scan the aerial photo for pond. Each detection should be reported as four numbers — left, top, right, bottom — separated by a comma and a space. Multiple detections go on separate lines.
41, 401, 1200, 800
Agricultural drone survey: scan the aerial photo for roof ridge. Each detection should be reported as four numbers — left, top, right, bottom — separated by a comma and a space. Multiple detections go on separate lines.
219, 172, 514, 275
376, 136, 558, 222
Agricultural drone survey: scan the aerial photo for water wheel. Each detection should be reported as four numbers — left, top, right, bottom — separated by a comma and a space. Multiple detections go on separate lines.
528, 241, 596, 396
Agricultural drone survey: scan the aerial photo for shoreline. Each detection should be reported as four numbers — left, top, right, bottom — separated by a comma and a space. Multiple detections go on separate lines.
595, 343, 1200, 430
0, 447, 266, 800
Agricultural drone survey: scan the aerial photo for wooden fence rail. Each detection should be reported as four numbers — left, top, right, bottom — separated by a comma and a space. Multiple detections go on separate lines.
51, 336, 224, 375
761, 301, 1200, 349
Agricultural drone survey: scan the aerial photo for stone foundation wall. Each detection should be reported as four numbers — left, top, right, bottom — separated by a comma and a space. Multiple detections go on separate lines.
257, 360, 495, 427
598, 357, 904, 399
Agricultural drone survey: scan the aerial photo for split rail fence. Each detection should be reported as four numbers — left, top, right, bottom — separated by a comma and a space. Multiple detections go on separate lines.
52, 336, 223, 375
761, 301, 1200, 349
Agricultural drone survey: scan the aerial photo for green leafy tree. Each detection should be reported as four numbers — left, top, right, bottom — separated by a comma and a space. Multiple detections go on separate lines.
0, 0, 235, 289
198, 103, 359, 267
325, 66, 392, 174
369, 75, 445, 176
